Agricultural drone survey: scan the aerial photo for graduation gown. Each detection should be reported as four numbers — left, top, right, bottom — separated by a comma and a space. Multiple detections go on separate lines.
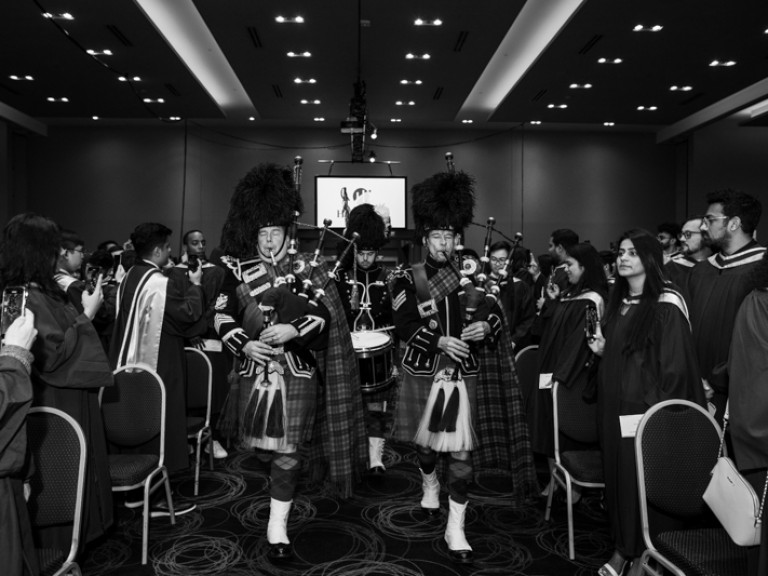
110, 261, 205, 473
598, 290, 705, 558
0, 351, 38, 576
688, 242, 766, 404
529, 290, 603, 456
493, 275, 535, 349
27, 285, 114, 547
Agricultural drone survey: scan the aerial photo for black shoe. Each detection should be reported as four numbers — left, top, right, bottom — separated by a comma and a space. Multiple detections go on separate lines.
421, 506, 441, 517
150, 499, 197, 518
267, 541, 293, 561
369, 466, 386, 475
447, 548, 474, 564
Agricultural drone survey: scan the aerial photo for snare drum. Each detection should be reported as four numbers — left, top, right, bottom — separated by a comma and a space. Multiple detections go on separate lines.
351, 331, 395, 393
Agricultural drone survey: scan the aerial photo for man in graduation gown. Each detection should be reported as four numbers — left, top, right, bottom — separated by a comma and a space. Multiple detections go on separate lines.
688, 189, 764, 419
168, 229, 228, 459
110, 222, 205, 488
664, 216, 712, 301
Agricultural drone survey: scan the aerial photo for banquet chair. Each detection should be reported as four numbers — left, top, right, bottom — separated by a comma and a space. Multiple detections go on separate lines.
185, 346, 214, 495
513, 344, 539, 408
26, 406, 87, 576
635, 399, 748, 576
101, 364, 175, 565
545, 379, 604, 560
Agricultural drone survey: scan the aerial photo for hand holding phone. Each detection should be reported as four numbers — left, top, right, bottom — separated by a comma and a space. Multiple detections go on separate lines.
81, 274, 104, 319
3, 310, 37, 350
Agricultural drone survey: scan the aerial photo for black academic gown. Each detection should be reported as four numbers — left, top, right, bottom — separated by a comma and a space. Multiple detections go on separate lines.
0, 353, 39, 576
598, 294, 705, 558
110, 261, 205, 473
529, 290, 602, 456
27, 285, 114, 547
687, 242, 766, 416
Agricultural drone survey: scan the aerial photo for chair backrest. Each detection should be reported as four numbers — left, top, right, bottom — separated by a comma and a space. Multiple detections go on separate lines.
514, 345, 539, 408
100, 364, 166, 453
552, 379, 599, 448
26, 406, 87, 561
636, 400, 721, 545
185, 347, 212, 417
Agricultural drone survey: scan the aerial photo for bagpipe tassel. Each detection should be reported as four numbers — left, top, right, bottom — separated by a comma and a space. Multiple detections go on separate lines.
428, 387, 446, 432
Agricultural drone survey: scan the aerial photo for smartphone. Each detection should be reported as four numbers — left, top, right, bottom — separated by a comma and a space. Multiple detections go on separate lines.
187, 254, 200, 274
1, 285, 28, 337
585, 306, 599, 339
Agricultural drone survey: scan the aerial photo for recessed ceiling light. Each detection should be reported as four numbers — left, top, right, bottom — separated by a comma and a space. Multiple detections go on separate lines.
461, 119, 474, 124
300, 99, 321, 105
603, 122, 615, 126
530, 121, 542, 125
405, 53, 431, 60
597, 57, 623, 64
637, 105, 658, 111
92, 116, 99, 120
390, 118, 402, 123
9, 75, 34, 81
118, 76, 142, 82
400, 79, 423, 85
395, 100, 416, 106
86, 49, 113, 56
249, 116, 256, 121
275, 15, 304, 24
669, 85, 693, 91
709, 60, 736, 67
46, 96, 69, 102
143, 98, 165, 103
287, 51, 312, 58
414, 18, 442, 26
569, 83, 592, 89
633, 24, 663, 32
169, 116, 182, 121
294, 78, 317, 84
42, 12, 74, 20
547, 103, 568, 109
313, 117, 325, 122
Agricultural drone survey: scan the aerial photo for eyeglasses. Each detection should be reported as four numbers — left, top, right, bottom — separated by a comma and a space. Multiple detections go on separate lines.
702, 214, 729, 226
489, 257, 507, 265
678, 230, 702, 239
71, 248, 85, 255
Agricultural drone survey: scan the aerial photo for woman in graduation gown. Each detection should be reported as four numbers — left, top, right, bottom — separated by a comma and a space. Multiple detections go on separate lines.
0, 213, 114, 550
588, 229, 706, 576
0, 314, 39, 576
528, 242, 607, 472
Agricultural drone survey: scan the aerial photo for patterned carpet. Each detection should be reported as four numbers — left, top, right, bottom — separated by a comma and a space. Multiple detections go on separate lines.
79, 444, 613, 575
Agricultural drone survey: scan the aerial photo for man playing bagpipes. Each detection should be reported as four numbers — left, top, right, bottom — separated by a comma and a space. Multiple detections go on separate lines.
388, 168, 505, 564
334, 204, 397, 474
213, 163, 367, 561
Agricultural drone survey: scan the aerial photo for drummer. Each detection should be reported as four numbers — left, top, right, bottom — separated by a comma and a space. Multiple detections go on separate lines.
335, 204, 396, 474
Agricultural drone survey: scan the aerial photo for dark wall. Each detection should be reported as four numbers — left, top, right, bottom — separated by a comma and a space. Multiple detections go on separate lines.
19, 123, 678, 257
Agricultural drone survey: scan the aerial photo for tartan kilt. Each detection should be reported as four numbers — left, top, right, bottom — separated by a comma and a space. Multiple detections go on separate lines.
392, 356, 477, 446
235, 359, 318, 447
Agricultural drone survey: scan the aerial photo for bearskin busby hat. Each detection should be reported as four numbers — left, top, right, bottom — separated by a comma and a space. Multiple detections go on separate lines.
345, 203, 388, 250
220, 163, 303, 257
411, 171, 475, 236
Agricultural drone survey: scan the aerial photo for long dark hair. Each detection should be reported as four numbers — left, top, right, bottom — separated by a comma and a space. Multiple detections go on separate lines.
0, 213, 62, 294
563, 242, 609, 299
605, 228, 667, 353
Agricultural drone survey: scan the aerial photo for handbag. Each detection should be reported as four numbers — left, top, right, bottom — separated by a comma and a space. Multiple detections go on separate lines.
702, 401, 768, 547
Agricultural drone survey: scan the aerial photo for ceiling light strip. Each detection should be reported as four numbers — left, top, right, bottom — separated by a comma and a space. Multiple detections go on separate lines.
657, 76, 768, 143
458, 0, 587, 121
132, 0, 256, 118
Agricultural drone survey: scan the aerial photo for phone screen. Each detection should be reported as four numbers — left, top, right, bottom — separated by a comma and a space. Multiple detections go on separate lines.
1, 286, 27, 336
